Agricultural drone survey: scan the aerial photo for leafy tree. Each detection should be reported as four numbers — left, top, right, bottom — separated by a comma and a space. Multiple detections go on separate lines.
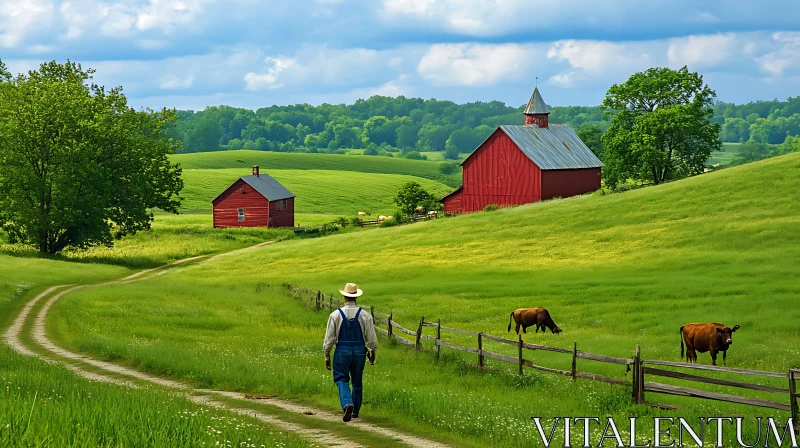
184, 113, 222, 152
418, 124, 455, 152
732, 140, 773, 165
777, 135, 800, 155
362, 116, 397, 146
332, 124, 360, 149
394, 182, 436, 215
601, 67, 721, 187
402, 151, 426, 160
577, 123, 604, 158
0, 60, 183, 254
444, 146, 460, 160
0, 59, 9, 81
363, 143, 379, 156
438, 162, 460, 175
395, 123, 419, 149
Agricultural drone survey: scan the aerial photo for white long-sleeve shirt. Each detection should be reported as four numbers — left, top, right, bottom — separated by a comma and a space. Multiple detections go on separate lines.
323, 301, 379, 358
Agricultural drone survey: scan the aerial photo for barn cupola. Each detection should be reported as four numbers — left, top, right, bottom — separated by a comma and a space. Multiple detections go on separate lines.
253, 165, 260, 177
523, 87, 550, 128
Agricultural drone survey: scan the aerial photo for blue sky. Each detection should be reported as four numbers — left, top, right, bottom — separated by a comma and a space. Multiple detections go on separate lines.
2, 0, 799, 110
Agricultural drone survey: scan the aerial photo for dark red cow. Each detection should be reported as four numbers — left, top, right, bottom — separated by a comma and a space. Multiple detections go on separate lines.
507, 308, 562, 335
680, 323, 740, 366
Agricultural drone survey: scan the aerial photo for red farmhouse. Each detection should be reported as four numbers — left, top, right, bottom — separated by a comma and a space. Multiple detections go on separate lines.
441, 88, 603, 215
212, 166, 295, 228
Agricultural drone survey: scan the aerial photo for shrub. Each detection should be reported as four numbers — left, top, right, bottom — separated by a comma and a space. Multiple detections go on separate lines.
483, 204, 498, 212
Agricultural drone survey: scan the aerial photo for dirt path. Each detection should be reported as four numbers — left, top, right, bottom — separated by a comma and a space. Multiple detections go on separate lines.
4, 246, 450, 448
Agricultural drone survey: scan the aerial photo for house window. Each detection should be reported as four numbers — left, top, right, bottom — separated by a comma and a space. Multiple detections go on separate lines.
276, 200, 287, 211
238, 208, 245, 221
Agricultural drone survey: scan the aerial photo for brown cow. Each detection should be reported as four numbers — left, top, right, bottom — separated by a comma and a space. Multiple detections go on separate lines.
507, 308, 562, 335
680, 323, 740, 366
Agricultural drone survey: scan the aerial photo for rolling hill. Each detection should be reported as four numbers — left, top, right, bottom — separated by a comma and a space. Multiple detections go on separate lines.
172, 150, 457, 184
50, 153, 800, 447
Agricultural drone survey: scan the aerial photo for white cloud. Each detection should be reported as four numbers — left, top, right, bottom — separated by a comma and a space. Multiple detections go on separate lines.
245, 45, 419, 90
0, 0, 54, 48
548, 72, 578, 87
135, 0, 206, 31
417, 43, 538, 86
667, 33, 736, 68
383, 0, 435, 16
547, 39, 655, 74
244, 57, 296, 91
755, 32, 800, 77
159, 74, 195, 89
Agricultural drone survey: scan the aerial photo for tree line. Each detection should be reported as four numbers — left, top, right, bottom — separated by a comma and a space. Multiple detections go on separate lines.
166, 97, 608, 159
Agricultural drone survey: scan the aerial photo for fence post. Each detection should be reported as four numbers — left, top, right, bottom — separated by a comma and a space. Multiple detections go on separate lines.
370, 306, 375, 320
316, 291, 321, 311
789, 370, 798, 435
436, 319, 441, 360
633, 344, 643, 404
329, 295, 332, 309
478, 332, 484, 368
571, 341, 577, 381
518, 335, 523, 375
416, 316, 424, 350
388, 313, 393, 339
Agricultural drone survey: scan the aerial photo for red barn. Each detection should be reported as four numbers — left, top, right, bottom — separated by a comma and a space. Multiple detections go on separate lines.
440, 87, 602, 214
212, 166, 295, 228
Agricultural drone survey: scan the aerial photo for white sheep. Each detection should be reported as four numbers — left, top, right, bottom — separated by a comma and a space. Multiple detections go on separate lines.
358, 212, 366, 217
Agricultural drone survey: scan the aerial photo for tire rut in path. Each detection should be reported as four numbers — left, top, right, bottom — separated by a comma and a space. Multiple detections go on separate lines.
6, 247, 451, 448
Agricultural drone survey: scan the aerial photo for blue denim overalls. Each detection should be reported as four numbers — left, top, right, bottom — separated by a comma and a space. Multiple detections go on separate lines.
333, 307, 367, 416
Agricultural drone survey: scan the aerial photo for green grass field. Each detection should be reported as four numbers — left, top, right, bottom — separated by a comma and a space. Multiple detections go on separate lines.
173, 150, 456, 184
708, 142, 743, 166
180, 168, 453, 215
47, 153, 800, 446
0, 256, 310, 447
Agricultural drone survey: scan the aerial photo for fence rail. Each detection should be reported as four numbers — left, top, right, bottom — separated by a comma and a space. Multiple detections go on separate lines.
284, 283, 797, 421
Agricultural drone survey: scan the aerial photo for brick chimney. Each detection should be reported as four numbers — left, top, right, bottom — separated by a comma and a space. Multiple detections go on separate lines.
523, 87, 550, 128
253, 165, 259, 177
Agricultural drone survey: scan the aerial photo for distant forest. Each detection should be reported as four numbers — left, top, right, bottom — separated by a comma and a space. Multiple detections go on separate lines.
166, 95, 800, 159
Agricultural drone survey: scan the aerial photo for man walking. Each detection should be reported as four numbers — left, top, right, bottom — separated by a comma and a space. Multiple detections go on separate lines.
323, 282, 378, 422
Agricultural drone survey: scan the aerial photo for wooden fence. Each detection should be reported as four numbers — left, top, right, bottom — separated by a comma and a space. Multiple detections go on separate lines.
358, 214, 438, 227
286, 284, 799, 428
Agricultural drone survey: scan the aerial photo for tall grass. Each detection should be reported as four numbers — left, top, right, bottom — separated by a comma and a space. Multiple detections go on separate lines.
50, 153, 800, 446
0, 257, 310, 448
0, 347, 309, 447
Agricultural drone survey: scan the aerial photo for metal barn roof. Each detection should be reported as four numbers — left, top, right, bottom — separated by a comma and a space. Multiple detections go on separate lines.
523, 87, 549, 115
499, 124, 603, 170
241, 174, 295, 201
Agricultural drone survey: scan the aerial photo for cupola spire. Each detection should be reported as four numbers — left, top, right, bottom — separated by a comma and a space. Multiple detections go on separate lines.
523, 87, 550, 128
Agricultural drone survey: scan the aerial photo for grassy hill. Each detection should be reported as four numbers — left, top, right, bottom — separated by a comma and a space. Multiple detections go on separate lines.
180, 168, 453, 215
172, 150, 458, 185
49, 153, 800, 447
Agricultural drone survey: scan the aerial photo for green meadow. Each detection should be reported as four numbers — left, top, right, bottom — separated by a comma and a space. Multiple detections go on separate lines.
172, 150, 455, 184
708, 142, 744, 166
0, 256, 310, 448
47, 153, 800, 447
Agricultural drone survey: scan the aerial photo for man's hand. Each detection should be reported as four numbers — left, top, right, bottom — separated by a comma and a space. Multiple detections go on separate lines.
325, 357, 331, 371
368, 351, 376, 366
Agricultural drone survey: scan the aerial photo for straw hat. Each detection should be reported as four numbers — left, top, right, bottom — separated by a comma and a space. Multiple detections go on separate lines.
339, 282, 363, 298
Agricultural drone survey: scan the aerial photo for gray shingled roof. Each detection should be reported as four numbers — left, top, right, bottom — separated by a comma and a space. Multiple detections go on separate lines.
523, 87, 549, 115
241, 174, 295, 201
500, 124, 603, 170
